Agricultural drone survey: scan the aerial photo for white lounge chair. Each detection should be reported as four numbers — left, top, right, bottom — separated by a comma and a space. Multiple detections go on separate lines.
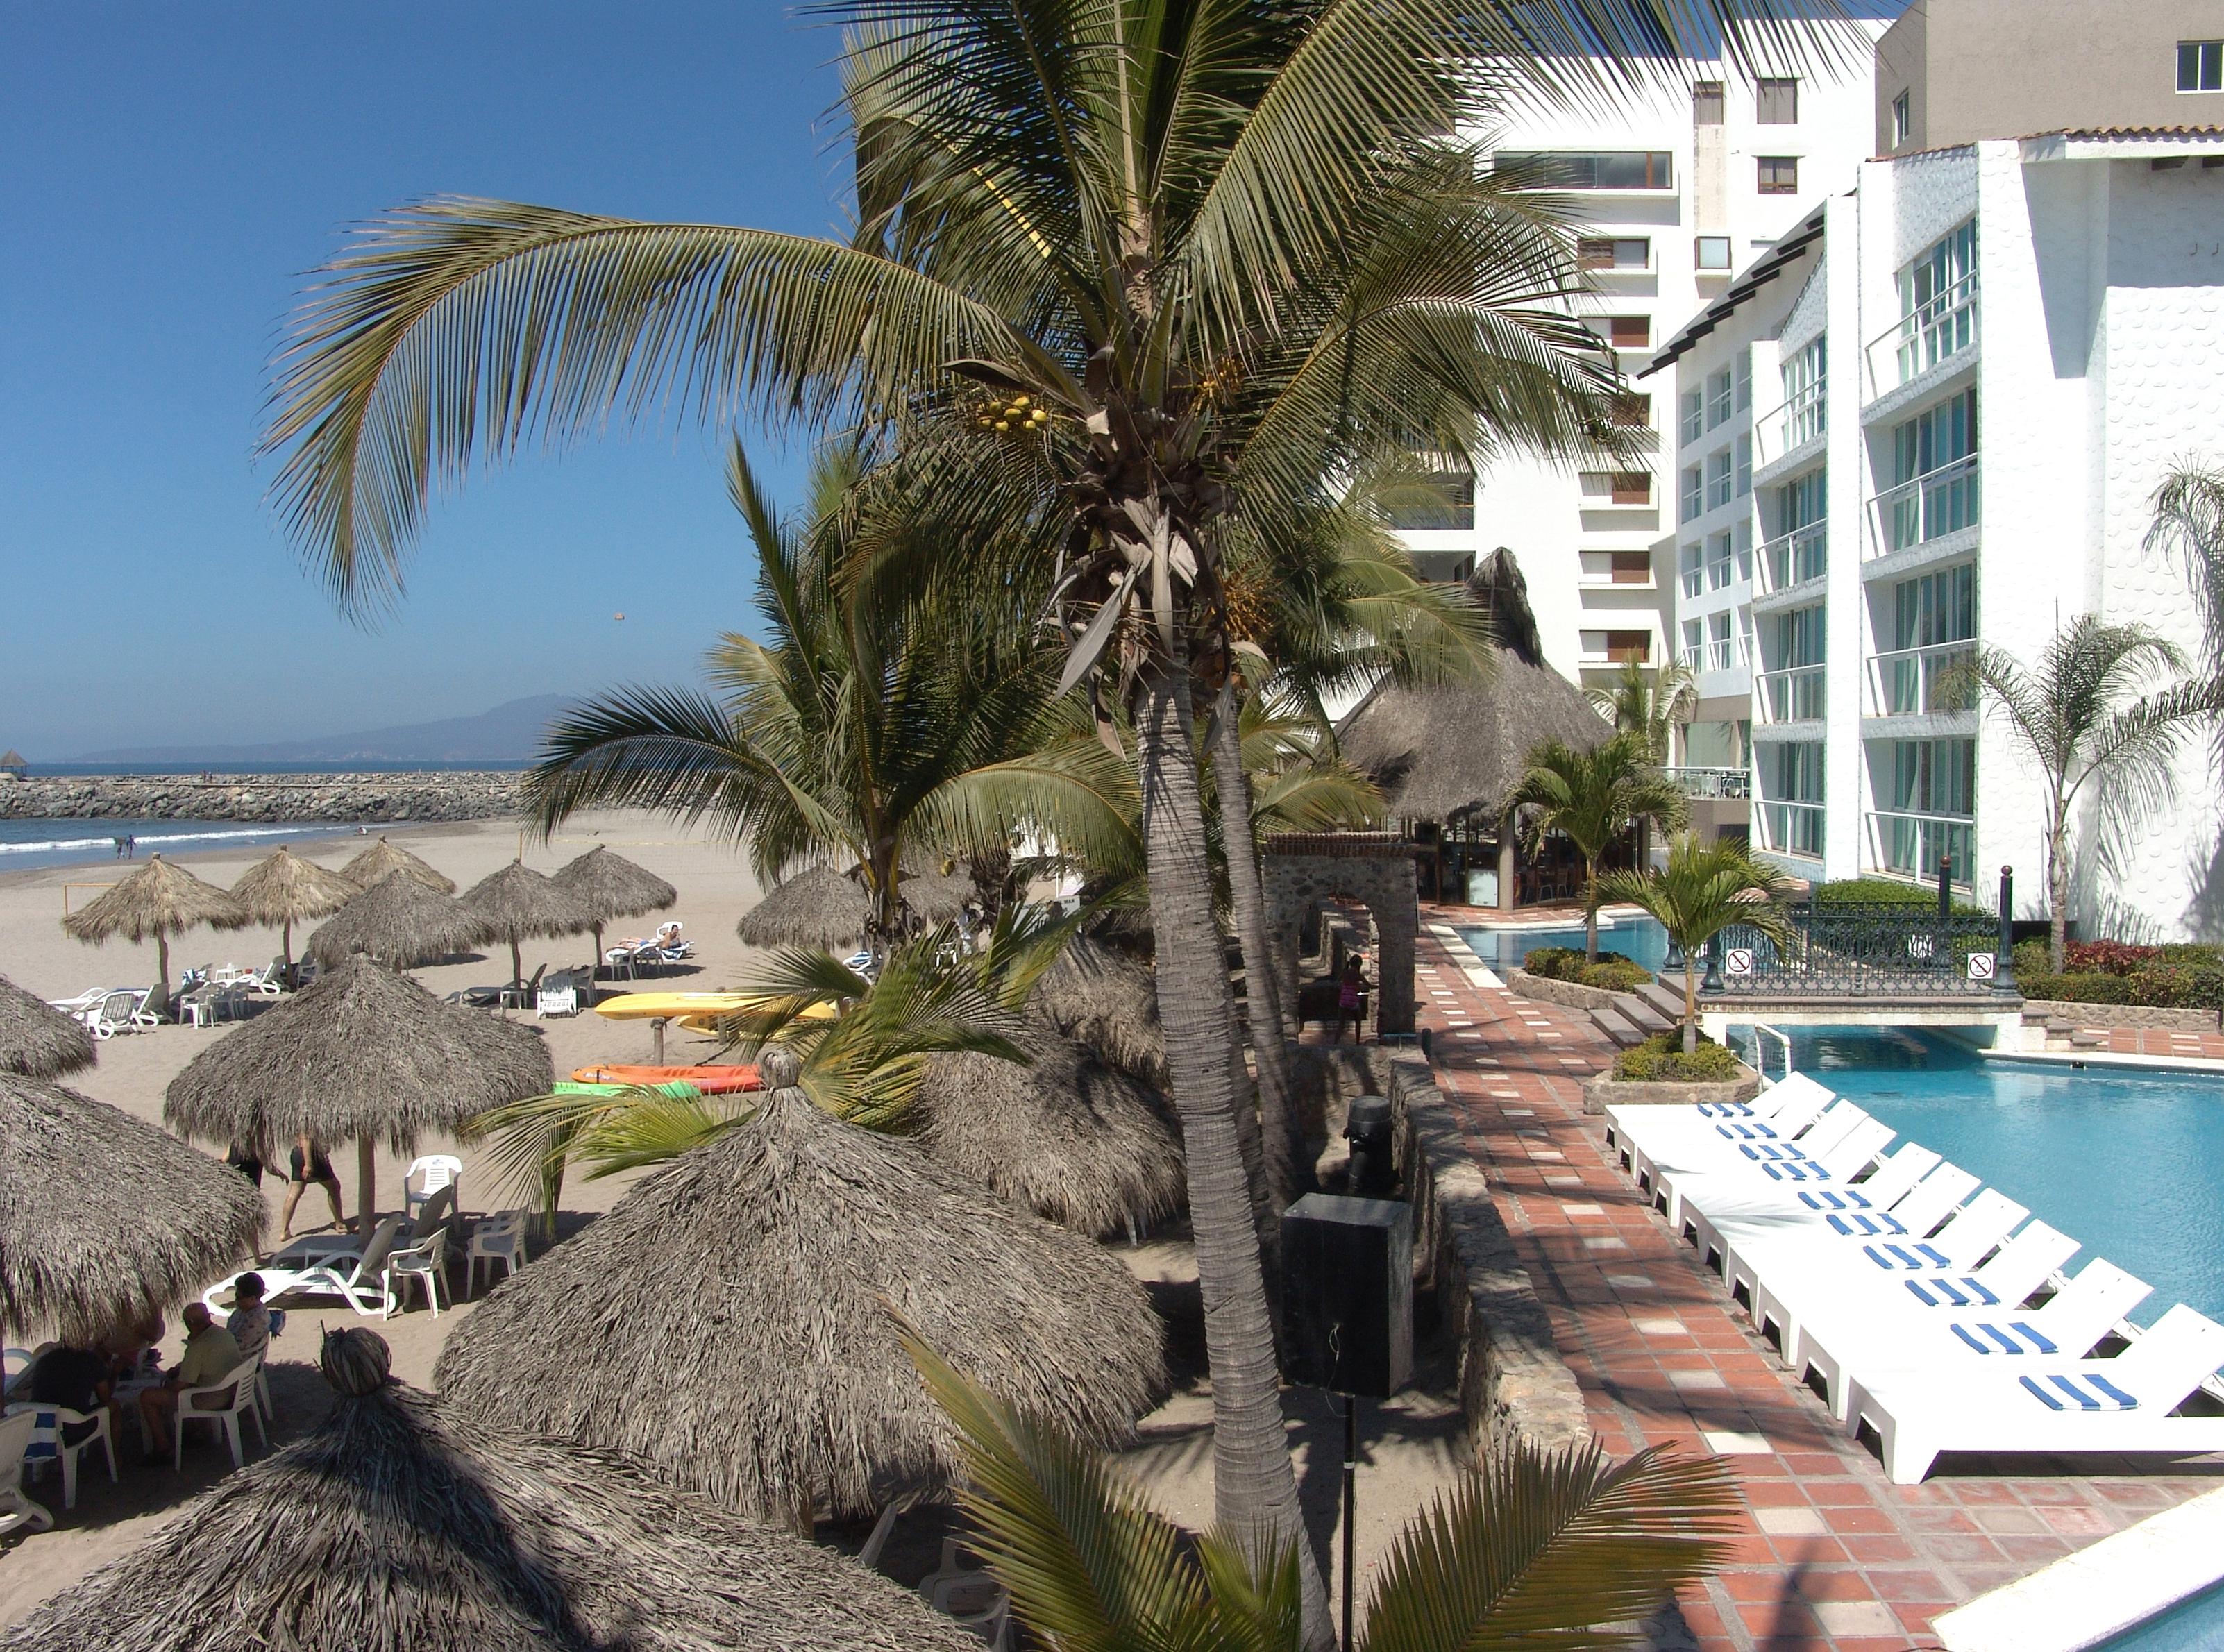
173, 1354, 266, 1470
0, 1409, 53, 1536
1680, 1140, 1943, 1274
1847, 1303, 2224, 1483
86, 990, 157, 1039
1653, 1111, 1895, 1235
207, 1219, 405, 1320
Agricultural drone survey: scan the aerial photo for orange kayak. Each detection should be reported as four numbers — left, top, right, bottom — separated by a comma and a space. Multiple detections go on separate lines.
569, 1063, 761, 1094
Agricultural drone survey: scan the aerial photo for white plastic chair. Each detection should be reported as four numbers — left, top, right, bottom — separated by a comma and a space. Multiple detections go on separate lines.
174, 1355, 266, 1470
6, 1401, 117, 1510
1, 1348, 31, 1397
920, 1538, 1013, 1649
466, 1211, 528, 1296
383, 1227, 449, 1318
404, 1156, 463, 1222
0, 1410, 53, 1536
536, 984, 580, 1018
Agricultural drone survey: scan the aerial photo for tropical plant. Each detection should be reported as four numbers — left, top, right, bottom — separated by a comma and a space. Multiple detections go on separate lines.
522, 446, 1133, 948
1586, 657, 1698, 765
2145, 459, 2224, 758
1947, 617, 2217, 971
256, 7, 1855, 1636
1599, 834, 1795, 1055
1510, 733, 1687, 961
904, 1324, 1740, 1652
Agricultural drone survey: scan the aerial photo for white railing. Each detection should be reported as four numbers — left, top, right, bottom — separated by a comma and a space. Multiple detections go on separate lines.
1754, 378, 1827, 469
1756, 521, 1826, 594
1666, 766, 1752, 800
1678, 637, 1750, 674
1864, 639, 1977, 717
1756, 663, 1826, 723
1758, 799, 1826, 858
1864, 272, 1979, 395
1866, 455, 1980, 559
1866, 807, 1976, 884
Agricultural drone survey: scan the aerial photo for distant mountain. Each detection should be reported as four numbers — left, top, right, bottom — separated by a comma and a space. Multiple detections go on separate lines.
83, 695, 575, 764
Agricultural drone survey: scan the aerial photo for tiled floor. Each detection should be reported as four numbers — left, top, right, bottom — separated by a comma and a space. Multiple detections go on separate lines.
1411, 924, 2224, 1651
2083, 1025, 2224, 1061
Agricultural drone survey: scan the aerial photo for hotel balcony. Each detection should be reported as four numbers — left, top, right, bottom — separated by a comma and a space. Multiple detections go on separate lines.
1752, 521, 1826, 611
1751, 382, 1827, 483
1865, 807, 1976, 887
1665, 766, 1752, 801
1756, 798, 1826, 860
1862, 640, 1979, 734
1677, 635, 1751, 677
1862, 273, 1980, 421
1755, 663, 1826, 727
1864, 454, 1980, 573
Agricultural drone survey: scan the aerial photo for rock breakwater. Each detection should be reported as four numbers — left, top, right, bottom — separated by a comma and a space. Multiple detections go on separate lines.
0, 772, 521, 824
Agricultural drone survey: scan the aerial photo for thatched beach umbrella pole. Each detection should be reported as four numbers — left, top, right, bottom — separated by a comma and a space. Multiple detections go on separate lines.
60, 854, 250, 1022
462, 861, 596, 994
230, 845, 359, 984
166, 956, 552, 1233
550, 847, 676, 1000
0, 975, 96, 1080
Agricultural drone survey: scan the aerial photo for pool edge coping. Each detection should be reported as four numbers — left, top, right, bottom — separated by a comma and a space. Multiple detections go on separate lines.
1982, 1048, 2224, 1079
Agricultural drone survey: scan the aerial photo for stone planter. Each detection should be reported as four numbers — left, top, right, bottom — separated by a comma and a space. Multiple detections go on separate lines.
1581, 1061, 1762, 1115
1504, 966, 1635, 1013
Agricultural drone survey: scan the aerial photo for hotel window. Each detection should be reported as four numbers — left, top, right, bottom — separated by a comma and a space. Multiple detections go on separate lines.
1680, 389, 1704, 446
1885, 738, 1977, 881
1499, 150, 1673, 189
1707, 530, 1734, 589
1610, 550, 1653, 584
1735, 351, 1752, 412
1680, 542, 1704, 598
1696, 234, 1733, 271
1735, 433, 1752, 496
1384, 470, 1474, 531
1891, 90, 1912, 146
1770, 742, 1825, 854
1889, 390, 1979, 548
1603, 314, 1651, 349
1707, 448, 1734, 509
1609, 393, 1653, 428
1894, 219, 1977, 380
1693, 81, 1724, 125
1734, 519, 1753, 582
1755, 76, 1799, 124
1604, 629, 1651, 663
1683, 618, 1705, 660
1781, 336, 1826, 447
1758, 156, 1798, 196
1707, 369, 1733, 429
1681, 465, 1704, 522
1578, 236, 1651, 271
1883, 564, 1979, 714
1583, 470, 1653, 505
2180, 40, 2224, 92
1709, 610, 1733, 667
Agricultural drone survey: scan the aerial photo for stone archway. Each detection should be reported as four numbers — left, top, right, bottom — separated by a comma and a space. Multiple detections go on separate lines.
1263, 842, 1417, 1036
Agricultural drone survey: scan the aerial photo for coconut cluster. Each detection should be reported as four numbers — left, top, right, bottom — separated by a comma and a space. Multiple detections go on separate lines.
975, 393, 1050, 434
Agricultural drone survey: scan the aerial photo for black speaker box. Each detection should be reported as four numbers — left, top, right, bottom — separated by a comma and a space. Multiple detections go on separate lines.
1279, 1192, 1413, 1399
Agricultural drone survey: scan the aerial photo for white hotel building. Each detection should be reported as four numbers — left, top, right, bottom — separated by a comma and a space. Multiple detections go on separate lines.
1646, 97, 2224, 938
1390, 33, 1885, 691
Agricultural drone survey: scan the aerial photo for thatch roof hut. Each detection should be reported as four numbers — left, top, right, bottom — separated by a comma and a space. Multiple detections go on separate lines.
551, 847, 676, 986
1032, 937, 1166, 1086
60, 854, 251, 1021
165, 956, 551, 1232
460, 861, 596, 991
736, 864, 870, 950
0, 1329, 979, 1652
229, 845, 359, 977
337, 835, 455, 895
1336, 650, 1611, 825
918, 1015, 1183, 1239
1, 1074, 262, 1342
0, 975, 95, 1080
435, 1049, 1167, 1524
902, 870, 975, 925
305, 870, 491, 970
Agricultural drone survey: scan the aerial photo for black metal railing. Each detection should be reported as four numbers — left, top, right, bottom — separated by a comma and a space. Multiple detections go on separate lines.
1702, 902, 2006, 999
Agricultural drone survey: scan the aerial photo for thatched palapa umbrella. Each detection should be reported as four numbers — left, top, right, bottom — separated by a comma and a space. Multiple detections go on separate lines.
902, 868, 976, 926
165, 956, 551, 1233
460, 860, 596, 993
550, 846, 676, 990
0, 1328, 979, 1652
918, 1013, 1183, 1240
1, 1073, 262, 1341
305, 870, 490, 970
229, 845, 358, 981
435, 1048, 1166, 1526
60, 854, 250, 1022
1033, 936, 1167, 1086
337, 834, 455, 894
735, 863, 870, 950
0, 975, 95, 1079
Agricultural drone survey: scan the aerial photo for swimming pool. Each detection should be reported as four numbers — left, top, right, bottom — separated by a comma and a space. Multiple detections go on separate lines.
1458, 917, 1671, 975
2096, 1579, 2224, 1651
1735, 1027, 2224, 1326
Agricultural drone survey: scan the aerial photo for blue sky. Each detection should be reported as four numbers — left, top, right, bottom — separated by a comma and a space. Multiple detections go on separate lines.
2, 4, 850, 757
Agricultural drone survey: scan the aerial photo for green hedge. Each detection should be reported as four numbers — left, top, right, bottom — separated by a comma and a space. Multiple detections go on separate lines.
1613, 1031, 1743, 1083
2020, 968, 2224, 1011
1522, 947, 1653, 993
1812, 877, 1993, 925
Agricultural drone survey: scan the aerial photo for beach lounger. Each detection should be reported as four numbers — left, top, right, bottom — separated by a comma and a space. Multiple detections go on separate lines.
1680, 1140, 1942, 1269
1617, 1092, 1853, 1223
1649, 1109, 1891, 1233
1847, 1303, 2224, 1483
1603, 1072, 1834, 1183
206, 1219, 405, 1319
86, 990, 157, 1039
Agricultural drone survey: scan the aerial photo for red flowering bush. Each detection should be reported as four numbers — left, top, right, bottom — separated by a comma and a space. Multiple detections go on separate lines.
2062, 940, 2161, 977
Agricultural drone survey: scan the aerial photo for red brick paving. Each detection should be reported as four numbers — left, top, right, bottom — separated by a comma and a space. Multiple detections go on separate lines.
1410, 916, 2224, 1651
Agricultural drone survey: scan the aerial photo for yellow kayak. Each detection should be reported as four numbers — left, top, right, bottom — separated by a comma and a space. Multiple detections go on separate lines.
592, 992, 837, 1034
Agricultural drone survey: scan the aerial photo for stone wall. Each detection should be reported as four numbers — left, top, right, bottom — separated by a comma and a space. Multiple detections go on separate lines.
1505, 966, 1633, 1013
2025, 1000, 2224, 1034
1263, 850, 1417, 1036
0, 773, 520, 824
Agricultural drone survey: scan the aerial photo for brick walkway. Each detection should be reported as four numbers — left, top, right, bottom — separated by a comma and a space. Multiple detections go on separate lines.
1411, 920, 2224, 1651
2082, 1025, 2224, 1061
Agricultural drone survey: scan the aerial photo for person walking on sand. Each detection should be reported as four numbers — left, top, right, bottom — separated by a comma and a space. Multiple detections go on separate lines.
279, 1133, 346, 1240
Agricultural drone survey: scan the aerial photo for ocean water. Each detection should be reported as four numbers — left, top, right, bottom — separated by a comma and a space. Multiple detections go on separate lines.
0, 818, 372, 875
1735, 1026, 2224, 1326
18, 760, 530, 777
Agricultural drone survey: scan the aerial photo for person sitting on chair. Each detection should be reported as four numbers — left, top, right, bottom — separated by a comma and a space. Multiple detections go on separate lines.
25, 1338, 117, 1451
226, 1273, 271, 1367
135, 1304, 242, 1462
279, 1133, 345, 1241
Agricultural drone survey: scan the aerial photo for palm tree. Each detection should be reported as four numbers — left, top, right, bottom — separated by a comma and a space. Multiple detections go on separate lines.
1949, 617, 2218, 970
1599, 834, 1796, 1055
1508, 733, 1687, 961
904, 1326, 1739, 1652
255, 8, 1855, 1634
523, 444, 1136, 950
2144, 459, 2224, 764
1587, 657, 1698, 764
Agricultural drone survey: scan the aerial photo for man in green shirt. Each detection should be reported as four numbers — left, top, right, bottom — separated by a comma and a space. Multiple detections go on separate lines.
136, 1303, 244, 1462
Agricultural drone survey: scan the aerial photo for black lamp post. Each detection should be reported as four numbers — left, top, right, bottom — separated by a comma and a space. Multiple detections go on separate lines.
1994, 866, 2019, 997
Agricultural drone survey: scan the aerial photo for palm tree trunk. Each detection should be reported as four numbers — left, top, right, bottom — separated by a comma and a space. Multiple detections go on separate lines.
1683, 956, 1699, 1056
2048, 806, 2070, 972
1136, 664, 1331, 1649
1208, 680, 1308, 1208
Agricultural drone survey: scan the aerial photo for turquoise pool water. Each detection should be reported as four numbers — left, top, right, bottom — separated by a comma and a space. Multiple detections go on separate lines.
1458, 917, 1671, 974
1739, 1027, 2224, 1326
2096, 1580, 2224, 1650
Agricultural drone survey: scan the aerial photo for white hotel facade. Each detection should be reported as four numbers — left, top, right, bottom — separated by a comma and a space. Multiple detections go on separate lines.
1646, 121, 2224, 939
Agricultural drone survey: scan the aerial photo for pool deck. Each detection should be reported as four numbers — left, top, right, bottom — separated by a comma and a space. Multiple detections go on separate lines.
1411, 918, 2224, 1651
